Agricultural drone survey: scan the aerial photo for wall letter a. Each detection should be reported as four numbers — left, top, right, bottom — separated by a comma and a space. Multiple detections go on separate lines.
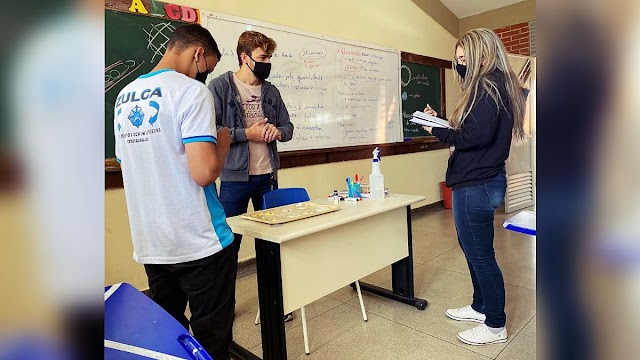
129, 0, 149, 14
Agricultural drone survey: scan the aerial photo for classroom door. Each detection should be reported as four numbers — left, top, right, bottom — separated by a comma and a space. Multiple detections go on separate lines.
505, 56, 536, 213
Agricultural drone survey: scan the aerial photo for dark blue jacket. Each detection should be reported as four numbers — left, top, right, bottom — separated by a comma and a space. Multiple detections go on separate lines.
432, 71, 520, 190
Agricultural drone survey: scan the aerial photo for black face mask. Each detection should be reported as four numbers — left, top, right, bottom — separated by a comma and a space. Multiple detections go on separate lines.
195, 71, 209, 84
456, 64, 467, 79
195, 53, 210, 84
247, 54, 271, 80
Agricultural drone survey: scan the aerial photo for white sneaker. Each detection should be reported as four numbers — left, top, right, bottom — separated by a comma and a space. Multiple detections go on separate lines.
284, 312, 293, 322
445, 305, 486, 323
457, 324, 508, 346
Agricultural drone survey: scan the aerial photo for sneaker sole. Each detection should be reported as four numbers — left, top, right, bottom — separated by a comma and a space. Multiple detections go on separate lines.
445, 311, 485, 324
456, 334, 507, 346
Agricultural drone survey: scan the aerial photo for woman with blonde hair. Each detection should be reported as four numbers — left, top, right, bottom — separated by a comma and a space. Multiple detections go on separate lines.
423, 28, 527, 345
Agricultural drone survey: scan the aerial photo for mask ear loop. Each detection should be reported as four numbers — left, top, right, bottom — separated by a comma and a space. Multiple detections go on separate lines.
245, 53, 255, 71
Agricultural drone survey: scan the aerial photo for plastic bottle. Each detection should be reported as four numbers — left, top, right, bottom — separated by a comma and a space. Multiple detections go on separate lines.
332, 190, 340, 205
369, 147, 385, 200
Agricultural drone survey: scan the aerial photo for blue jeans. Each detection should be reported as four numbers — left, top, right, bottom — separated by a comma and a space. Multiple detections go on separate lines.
219, 174, 277, 260
452, 171, 507, 328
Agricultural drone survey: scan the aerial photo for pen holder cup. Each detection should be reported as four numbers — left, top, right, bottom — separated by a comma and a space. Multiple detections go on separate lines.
348, 183, 362, 198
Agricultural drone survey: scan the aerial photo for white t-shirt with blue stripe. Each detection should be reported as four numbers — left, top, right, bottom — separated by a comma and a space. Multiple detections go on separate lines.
114, 69, 233, 264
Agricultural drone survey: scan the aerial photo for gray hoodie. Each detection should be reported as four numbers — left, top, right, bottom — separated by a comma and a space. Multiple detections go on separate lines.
208, 71, 294, 181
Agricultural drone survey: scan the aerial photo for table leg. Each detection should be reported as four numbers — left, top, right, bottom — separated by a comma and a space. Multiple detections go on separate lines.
255, 239, 288, 359
229, 239, 287, 360
354, 206, 428, 310
230, 341, 261, 360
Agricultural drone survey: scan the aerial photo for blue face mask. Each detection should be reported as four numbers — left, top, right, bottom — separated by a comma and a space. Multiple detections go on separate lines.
456, 64, 467, 79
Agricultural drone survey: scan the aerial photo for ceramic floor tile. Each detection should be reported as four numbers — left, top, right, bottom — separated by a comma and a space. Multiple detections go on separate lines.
233, 273, 343, 350
327, 262, 421, 303
496, 316, 536, 360
411, 228, 459, 264
493, 226, 537, 249
346, 264, 536, 359
250, 303, 491, 360
426, 242, 536, 291
411, 210, 458, 236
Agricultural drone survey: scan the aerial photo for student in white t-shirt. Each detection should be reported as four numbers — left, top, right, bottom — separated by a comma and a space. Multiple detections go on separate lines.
114, 24, 234, 360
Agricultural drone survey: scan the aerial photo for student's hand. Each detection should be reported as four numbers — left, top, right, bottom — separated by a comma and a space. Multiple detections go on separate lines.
423, 104, 438, 117
245, 118, 268, 141
262, 121, 281, 142
423, 126, 433, 134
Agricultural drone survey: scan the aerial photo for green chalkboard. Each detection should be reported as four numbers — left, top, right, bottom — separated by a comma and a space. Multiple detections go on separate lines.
105, 10, 187, 159
400, 61, 442, 138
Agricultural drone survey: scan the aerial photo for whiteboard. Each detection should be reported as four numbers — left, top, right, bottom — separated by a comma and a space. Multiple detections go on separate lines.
201, 11, 403, 151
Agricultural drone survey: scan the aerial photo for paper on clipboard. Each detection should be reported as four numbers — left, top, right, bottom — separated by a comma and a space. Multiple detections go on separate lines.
410, 111, 452, 129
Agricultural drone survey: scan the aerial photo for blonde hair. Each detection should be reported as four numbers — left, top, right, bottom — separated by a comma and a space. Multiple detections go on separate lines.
451, 28, 526, 141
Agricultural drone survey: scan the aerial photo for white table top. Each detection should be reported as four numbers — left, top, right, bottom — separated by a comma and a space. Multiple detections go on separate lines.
226, 194, 426, 244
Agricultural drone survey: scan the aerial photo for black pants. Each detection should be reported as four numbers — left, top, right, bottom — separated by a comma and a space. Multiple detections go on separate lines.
144, 245, 237, 360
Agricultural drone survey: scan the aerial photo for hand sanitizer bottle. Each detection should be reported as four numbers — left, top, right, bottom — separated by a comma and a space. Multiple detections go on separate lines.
370, 147, 385, 200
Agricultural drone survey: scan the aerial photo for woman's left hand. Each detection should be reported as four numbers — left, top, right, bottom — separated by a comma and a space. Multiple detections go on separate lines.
423, 126, 433, 133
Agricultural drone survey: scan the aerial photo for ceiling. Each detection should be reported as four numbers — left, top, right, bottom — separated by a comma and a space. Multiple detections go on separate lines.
440, 0, 526, 18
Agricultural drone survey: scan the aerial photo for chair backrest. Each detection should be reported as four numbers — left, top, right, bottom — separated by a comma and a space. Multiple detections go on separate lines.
262, 188, 310, 209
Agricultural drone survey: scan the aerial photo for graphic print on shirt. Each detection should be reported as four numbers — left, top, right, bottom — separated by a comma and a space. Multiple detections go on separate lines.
244, 94, 263, 124
128, 105, 145, 127
116, 87, 163, 144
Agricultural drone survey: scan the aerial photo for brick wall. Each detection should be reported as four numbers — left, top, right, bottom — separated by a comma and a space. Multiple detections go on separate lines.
494, 22, 531, 56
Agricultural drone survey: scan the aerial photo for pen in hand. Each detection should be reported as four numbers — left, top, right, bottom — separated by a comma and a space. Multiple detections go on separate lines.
424, 103, 437, 117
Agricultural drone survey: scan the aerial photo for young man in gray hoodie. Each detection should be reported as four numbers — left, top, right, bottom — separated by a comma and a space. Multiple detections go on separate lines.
208, 31, 294, 314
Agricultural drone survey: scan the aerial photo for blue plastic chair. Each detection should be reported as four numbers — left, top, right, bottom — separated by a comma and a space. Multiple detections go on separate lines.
262, 188, 310, 209
254, 188, 367, 355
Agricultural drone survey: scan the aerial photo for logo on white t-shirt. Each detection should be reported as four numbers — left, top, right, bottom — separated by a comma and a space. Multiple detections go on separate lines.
116, 87, 164, 144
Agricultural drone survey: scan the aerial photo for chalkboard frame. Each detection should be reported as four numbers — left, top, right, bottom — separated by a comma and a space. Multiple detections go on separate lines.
104, 14, 452, 189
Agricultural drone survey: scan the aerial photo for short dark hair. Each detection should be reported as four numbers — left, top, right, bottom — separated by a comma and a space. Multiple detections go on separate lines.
167, 24, 222, 59
236, 31, 277, 66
